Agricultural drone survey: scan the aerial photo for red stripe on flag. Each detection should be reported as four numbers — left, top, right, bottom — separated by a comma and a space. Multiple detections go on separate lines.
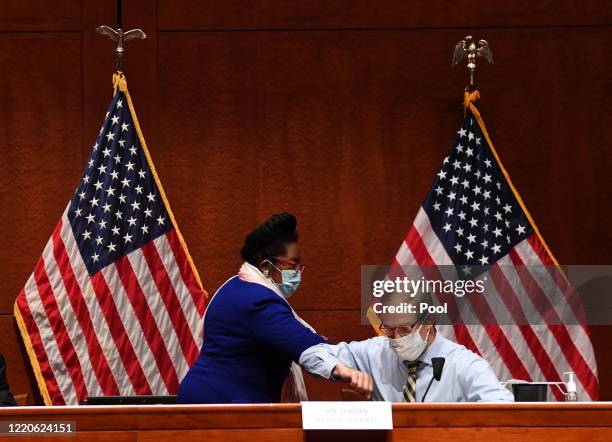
527, 235, 554, 266
114, 256, 180, 393
388, 257, 408, 280
403, 226, 481, 355
406, 225, 532, 380
165, 229, 207, 316
89, 272, 153, 395
488, 264, 565, 400
32, 256, 89, 402
526, 234, 598, 399
141, 239, 200, 364
508, 249, 599, 400
527, 234, 596, 398
527, 235, 590, 329
51, 224, 120, 396
15, 290, 65, 405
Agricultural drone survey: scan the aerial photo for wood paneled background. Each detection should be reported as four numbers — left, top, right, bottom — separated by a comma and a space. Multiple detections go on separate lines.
0, 1, 611, 405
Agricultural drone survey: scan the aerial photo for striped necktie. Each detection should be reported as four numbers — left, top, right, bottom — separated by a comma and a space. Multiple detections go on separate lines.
402, 361, 421, 403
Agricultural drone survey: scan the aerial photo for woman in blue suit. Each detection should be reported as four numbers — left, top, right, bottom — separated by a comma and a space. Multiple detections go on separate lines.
178, 213, 371, 403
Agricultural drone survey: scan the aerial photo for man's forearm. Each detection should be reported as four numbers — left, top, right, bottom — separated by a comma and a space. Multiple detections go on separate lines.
299, 343, 344, 380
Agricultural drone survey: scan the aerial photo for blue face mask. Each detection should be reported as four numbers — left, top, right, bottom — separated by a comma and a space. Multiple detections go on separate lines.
266, 261, 302, 298
277, 269, 301, 298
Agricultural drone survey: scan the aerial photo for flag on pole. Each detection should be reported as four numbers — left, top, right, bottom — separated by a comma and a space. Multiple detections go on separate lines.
14, 73, 207, 405
389, 90, 599, 401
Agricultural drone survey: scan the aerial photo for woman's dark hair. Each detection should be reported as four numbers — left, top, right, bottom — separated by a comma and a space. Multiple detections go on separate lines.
240, 212, 298, 266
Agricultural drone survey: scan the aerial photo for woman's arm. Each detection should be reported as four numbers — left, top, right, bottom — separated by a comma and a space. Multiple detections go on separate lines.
249, 293, 328, 362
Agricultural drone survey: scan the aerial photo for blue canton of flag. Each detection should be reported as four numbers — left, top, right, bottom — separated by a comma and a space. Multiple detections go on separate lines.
423, 110, 533, 268
67, 92, 172, 275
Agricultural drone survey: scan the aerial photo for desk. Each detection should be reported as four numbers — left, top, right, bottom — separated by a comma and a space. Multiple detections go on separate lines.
0, 403, 611, 441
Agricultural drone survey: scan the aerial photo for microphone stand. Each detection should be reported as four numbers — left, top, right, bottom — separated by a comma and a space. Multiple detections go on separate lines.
421, 377, 436, 403
421, 357, 445, 402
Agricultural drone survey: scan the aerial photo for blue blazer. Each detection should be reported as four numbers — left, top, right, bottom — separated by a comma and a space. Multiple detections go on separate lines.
177, 276, 327, 403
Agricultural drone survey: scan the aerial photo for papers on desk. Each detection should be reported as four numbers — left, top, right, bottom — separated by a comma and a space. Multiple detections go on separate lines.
301, 401, 393, 430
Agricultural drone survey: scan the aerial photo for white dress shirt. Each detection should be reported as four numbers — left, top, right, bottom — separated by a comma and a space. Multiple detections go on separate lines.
299, 330, 514, 402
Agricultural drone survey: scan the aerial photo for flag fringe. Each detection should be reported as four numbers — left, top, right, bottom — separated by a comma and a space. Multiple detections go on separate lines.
112, 72, 208, 297
13, 303, 52, 406
366, 306, 382, 334
463, 91, 560, 267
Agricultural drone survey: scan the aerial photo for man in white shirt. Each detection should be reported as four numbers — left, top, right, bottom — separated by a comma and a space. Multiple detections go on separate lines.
300, 292, 513, 402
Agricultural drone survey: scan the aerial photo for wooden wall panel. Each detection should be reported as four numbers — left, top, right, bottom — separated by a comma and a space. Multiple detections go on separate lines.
0, 0, 81, 31
158, 0, 612, 30
591, 326, 612, 400
156, 29, 454, 310
0, 33, 83, 314
156, 27, 612, 311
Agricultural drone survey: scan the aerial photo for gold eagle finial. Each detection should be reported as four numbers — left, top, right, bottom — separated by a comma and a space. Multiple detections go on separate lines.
452, 36, 493, 89
96, 26, 147, 72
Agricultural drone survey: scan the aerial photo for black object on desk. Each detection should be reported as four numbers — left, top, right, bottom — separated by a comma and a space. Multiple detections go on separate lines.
83, 395, 177, 405
512, 383, 548, 401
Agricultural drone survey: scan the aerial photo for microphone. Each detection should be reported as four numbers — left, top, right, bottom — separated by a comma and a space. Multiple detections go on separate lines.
421, 357, 445, 402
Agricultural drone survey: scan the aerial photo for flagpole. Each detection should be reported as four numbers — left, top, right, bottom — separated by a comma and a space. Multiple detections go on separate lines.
116, 0, 123, 71
95, 1, 146, 74
116, 0, 122, 30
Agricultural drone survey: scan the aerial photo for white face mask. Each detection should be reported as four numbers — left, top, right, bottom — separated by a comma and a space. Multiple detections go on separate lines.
389, 325, 431, 362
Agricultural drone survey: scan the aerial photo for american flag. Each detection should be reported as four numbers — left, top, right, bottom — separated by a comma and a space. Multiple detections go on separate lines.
391, 93, 599, 401
14, 75, 207, 405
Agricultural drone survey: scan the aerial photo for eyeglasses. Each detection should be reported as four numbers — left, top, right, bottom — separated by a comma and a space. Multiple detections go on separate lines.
379, 320, 422, 338
271, 256, 305, 273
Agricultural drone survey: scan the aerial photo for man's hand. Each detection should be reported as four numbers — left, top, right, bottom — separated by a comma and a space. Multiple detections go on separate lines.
331, 363, 373, 400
